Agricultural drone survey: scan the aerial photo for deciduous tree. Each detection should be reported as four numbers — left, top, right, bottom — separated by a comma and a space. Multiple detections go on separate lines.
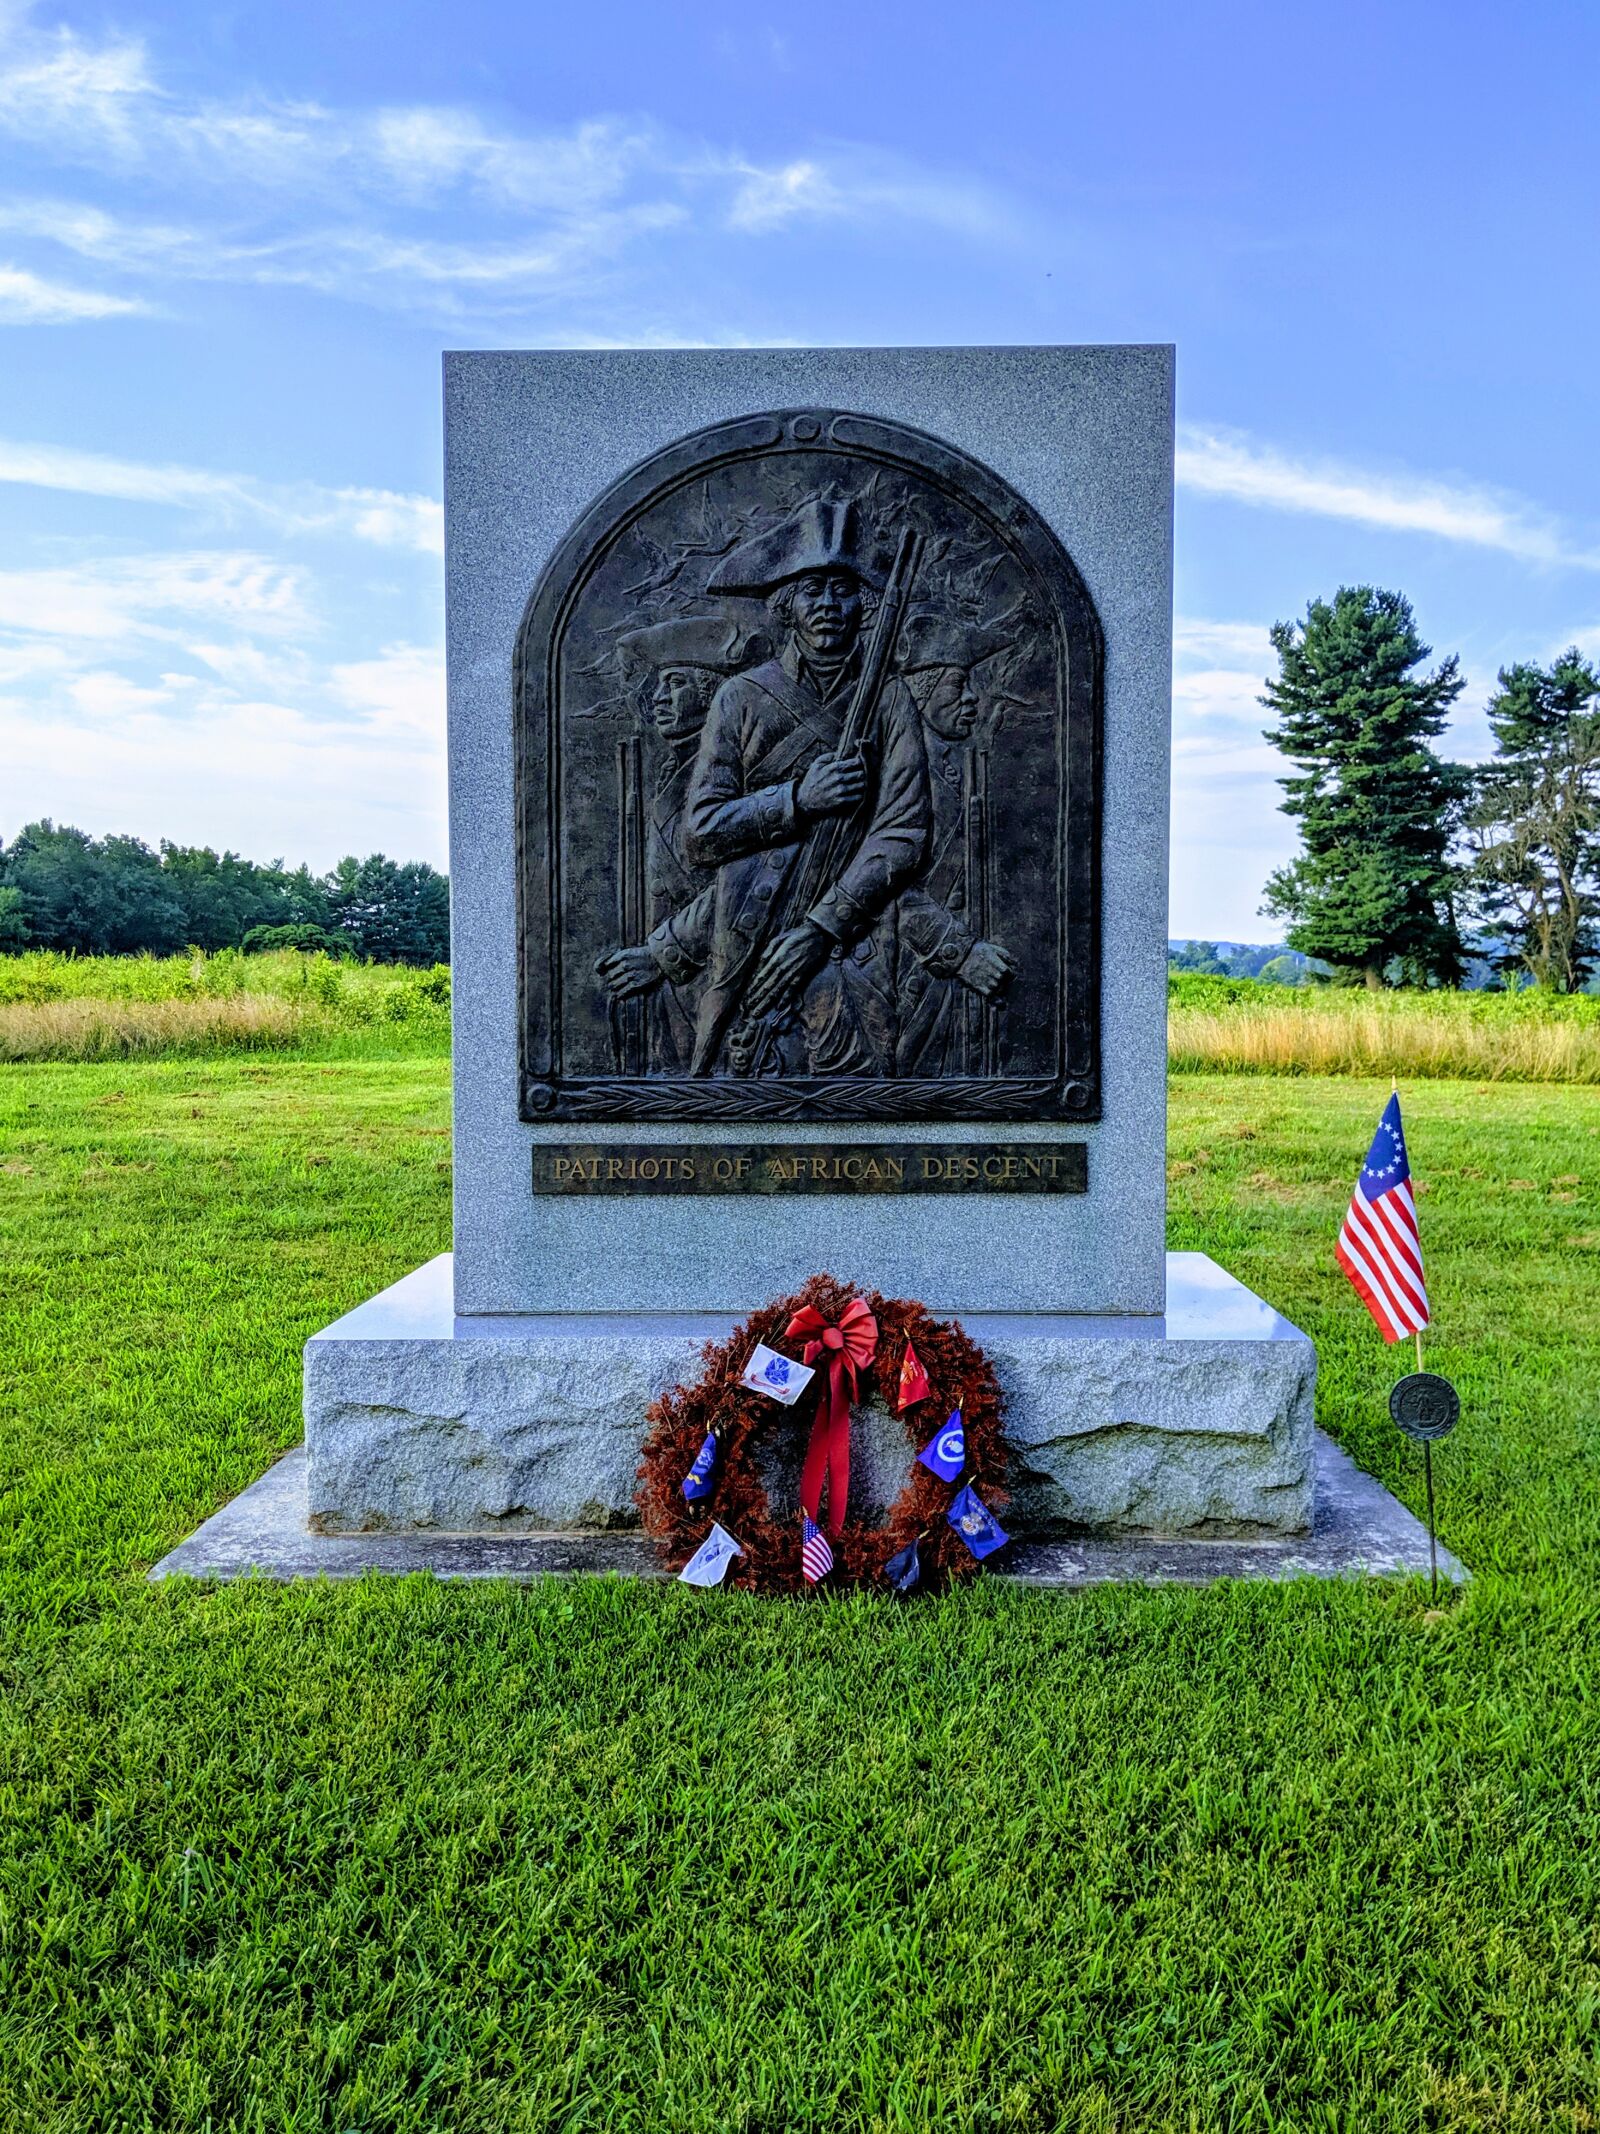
1468, 649, 1600, 992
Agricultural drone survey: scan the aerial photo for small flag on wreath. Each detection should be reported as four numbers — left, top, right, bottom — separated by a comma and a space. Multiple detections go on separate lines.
947, 1483, 1008, 1561
883, 1538, 922, 1595
740, 1342, 816, 1406
897, 1339, 930, 1410
801, 1514, 834, 1584
917, 1410, 966, 1482
680, 1431, 718, 1502
678, 1522, 744, 1586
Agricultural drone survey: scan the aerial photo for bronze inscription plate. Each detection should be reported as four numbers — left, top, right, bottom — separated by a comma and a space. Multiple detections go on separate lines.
516, 408, 1102, 1125
531, 1140, 1087, 1197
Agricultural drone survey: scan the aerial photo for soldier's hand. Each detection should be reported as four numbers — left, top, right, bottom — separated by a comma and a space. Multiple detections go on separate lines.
596, 946, 661, 1000
746, 923, 830, 1016
959, 940, 1014, 1000
797, 750, 868, 817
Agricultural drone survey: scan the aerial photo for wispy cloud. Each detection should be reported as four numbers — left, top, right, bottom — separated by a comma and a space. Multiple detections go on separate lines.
1177, 424, 1600, 571
0, 518, 446, 863
1167, 614, 1297, 934
0, 436, 442, 553
0, 23, 651, 211
0, 22, 154, 154
725, 151, 1007, 239
0, 551, 309, 643
1172, 616, 1273, 721
0, 260, 144, 322
0, 12, 1012, 323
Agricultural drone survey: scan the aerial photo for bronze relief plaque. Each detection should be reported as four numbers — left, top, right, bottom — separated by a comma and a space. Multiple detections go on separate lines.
516, 408, 1102, 1123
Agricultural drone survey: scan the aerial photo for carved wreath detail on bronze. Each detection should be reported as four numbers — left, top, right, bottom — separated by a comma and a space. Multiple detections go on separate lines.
516, 409, 1101, 1123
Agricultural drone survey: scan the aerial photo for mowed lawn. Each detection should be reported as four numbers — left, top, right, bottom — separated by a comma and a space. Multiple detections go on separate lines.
1, 1059, 1597, 2134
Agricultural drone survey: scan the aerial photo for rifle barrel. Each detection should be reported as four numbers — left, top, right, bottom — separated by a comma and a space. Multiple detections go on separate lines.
708, 528, 924, 1073
972, 746, 997, 1077
615, 735, 646, 1074
783, 530, 924, 924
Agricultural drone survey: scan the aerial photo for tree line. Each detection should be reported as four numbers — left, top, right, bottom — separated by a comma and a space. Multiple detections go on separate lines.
1261, 591, 1600, 990
7, 601, 1593, 991
0, 823, 450, 966
1168, 941, 1323, 985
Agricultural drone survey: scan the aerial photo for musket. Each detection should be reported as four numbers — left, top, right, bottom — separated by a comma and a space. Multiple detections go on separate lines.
611, 735, 647, 1075
715, 529, 925, 1074
964, 744, 997, 1076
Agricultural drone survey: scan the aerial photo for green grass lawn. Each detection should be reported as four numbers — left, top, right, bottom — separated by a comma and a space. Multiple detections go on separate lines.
1, 1059, 1597, 2134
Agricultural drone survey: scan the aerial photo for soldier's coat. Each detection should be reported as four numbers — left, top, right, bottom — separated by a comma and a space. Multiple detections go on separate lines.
681, 641, 931, 1076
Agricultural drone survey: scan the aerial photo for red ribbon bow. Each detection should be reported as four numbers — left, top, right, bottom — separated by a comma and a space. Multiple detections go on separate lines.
786, 1298, 878, 1538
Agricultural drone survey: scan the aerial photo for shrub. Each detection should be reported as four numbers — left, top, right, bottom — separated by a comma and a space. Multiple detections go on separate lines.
241, 923, 351, 957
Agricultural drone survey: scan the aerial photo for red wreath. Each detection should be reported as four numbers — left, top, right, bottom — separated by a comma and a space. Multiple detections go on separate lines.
636, 1273, 1008, 1595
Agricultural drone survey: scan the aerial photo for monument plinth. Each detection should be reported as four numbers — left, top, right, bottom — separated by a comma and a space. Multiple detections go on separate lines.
304, 344, 1317, 1539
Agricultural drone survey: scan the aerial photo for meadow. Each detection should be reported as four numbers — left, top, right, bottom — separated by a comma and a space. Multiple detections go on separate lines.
0, 949, 450, 1061
1, 1042, 1597, 2132
1168, 970, 1600, 1083
7, 952, 1600, 1088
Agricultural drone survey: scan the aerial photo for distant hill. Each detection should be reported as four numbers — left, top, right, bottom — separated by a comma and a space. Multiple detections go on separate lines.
1168, 939, 1509, 990
1167, 941, 1318, 984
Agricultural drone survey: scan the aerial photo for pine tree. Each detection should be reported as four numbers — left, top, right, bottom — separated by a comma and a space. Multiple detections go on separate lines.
325, 854, 450, 965
1468, 649, 1600, 992
1261, 587, 1468, 987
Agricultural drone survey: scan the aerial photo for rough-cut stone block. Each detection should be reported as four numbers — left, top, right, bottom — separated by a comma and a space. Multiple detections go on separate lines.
305, 1252, 1315, 1538
988, 1324, 1314, 1533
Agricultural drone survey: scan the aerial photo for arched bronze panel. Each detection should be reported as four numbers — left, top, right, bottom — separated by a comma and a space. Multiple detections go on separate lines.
515, 407, 1101, 1122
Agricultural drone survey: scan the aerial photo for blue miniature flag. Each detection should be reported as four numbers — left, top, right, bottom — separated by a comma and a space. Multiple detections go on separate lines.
883, 1538, 922, 1595
680, 1430, 718, 1503
947, 1483, 1008, 1561
917, 1410, 966, 1483
678, 1522, 744, 1587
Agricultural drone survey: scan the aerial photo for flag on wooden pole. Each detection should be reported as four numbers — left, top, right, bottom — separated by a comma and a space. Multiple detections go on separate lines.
1336, 1092, 1430, 1343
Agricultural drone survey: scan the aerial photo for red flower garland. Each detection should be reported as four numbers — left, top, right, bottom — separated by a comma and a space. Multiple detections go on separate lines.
636, 1273, 1008, 1595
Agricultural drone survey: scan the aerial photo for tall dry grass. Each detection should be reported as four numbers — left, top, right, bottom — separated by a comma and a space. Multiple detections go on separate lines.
6, 948, 1599, 1080
1169, 985, 1600, 1083
0, 948, 451, 1061
0, 994, 305, 1062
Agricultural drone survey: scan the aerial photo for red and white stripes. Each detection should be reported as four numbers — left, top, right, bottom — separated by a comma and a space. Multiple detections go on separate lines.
1336, 1178, 1429, 1342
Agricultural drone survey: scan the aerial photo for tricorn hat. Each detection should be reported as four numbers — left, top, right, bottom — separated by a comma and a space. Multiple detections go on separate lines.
706, 499, 884, 596
616, 614, 763, 679
896, 609, 1014, 675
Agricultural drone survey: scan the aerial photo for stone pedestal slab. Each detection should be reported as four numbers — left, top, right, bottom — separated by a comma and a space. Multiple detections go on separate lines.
304, 1251, 1315, 1538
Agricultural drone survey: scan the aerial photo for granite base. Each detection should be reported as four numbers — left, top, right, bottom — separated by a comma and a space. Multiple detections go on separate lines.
303, 1252, 1316, 1539
150, 1436, 1465, 1588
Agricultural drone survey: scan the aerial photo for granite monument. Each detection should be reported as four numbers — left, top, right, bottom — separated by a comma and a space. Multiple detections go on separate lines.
302, 345, 1318, 1540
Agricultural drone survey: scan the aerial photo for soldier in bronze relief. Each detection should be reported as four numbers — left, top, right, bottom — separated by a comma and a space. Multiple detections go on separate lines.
594, 615, 755, 1072
894, 612, 1019, 1076
681, 500, 933, 1077
520, 407, 1102, 1122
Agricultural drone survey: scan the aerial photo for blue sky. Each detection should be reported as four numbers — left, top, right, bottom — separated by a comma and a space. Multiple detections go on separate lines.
1, 0, 1595, 938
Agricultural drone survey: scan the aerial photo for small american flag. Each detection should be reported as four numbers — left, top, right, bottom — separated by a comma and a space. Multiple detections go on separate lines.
1336, 1092, 1430, 1343
801, 1514, 834, 1584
